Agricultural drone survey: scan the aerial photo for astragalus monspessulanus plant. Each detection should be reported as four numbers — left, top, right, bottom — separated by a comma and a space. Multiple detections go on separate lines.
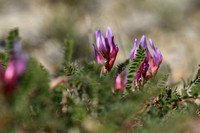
0, 28, 199, 133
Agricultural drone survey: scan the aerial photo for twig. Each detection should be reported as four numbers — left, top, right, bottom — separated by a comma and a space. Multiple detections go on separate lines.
169, 98, 196, 109
50, 76, 68, 90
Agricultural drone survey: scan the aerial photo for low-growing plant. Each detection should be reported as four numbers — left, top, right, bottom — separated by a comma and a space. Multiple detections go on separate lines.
0, 28, 199, 133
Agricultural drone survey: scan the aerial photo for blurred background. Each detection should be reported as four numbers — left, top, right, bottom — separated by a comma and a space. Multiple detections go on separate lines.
0, 0, 199, 81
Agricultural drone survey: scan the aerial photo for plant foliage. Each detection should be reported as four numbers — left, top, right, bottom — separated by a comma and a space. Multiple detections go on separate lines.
0, 29, 199, 133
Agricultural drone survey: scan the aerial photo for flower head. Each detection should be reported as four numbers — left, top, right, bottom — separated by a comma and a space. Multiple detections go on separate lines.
93, 27, 119, 72
130, 35, 162, 82
0, 41, 27, 95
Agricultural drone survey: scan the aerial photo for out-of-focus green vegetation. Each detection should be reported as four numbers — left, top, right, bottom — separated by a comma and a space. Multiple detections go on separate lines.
0, 29, 200, 133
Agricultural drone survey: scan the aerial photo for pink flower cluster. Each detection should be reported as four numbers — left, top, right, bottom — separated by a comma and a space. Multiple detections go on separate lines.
0, 42, 27, 96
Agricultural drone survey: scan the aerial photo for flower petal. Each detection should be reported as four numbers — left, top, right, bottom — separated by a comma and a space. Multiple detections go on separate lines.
106, 26, 112, 45
13, 41, 22, 56
116, 74, 123, 90
149, 39, 157, 58
4, 57, 16, 83
149, 38, 163, 66
16, 54, 27, 75
93, 44, 103, 64
96, 30, 106, 54
104, 38, 111, 59
130, 39, 138, 60
109, 36, 116, 54
140, 35, 148, 49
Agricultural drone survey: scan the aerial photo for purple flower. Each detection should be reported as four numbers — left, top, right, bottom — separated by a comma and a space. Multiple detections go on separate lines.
0, 41, 27, 95
148, 38, 163, 76
130, 35, 162, 82
93, 27, 119, 72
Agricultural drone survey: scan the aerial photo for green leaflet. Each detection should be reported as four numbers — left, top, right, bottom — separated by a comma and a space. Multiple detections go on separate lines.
117, 58, 130, 74
190, 70, 200, 97
126, 45, 146, 90
157, 74, 169, 89
0, 52, 9, 67
7, 28, 20, 52
64, 38, 74, 64
194, 72, 200, 86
